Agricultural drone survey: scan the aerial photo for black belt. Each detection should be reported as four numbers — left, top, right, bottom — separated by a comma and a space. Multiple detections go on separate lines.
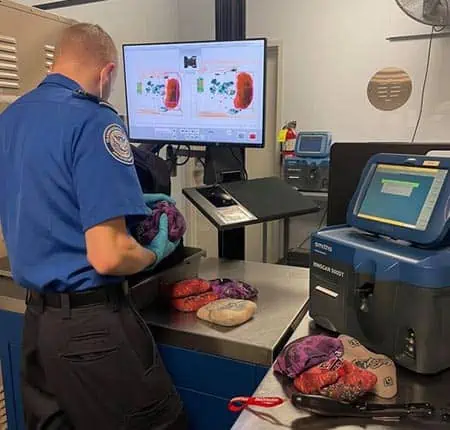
26, 283, 125, 309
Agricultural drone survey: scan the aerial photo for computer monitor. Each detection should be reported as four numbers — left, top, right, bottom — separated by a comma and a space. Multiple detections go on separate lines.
348, 153, 450, 246
122, 39, 266, 147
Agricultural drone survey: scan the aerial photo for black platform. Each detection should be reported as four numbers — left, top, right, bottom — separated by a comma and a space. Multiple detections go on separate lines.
183, 177, 319, 261
184, 177, 319, 230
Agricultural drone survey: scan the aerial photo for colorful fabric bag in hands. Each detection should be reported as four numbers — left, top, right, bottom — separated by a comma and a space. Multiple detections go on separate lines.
144, 214, 179, 268
143, 193, 176, 208
131, 201, 186, 245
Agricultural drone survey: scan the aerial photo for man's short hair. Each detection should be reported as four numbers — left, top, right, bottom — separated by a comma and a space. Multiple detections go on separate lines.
54, 23, 117, 68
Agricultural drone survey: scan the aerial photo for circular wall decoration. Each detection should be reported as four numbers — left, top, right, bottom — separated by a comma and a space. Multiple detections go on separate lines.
367, 67, 412, 111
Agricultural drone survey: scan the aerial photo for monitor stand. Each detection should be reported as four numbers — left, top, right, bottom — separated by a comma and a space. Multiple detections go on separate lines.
204, 146, 246, 260
164, 144, 248, 259
203, 147, 246, 185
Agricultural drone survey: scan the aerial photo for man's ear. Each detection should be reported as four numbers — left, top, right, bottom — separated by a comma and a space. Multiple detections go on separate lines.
106, 62, 116, 79
108, 62, 116, 73
100, 62, 115, 82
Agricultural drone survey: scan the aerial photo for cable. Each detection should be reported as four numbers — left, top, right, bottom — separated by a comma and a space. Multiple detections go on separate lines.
411, 25, 435, 143
150, 142, 166, 154
296, 208, 328, 250
197, 157, 206, 168
174, 144, 191, 166
229, 147, 248, 180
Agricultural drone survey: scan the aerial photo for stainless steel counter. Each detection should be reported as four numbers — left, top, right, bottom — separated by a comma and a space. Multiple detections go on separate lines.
0, 257, 310, 366
232, 315, 450, 429
142, 258, 309, 366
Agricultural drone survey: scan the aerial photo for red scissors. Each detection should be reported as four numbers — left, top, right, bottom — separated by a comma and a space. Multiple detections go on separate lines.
228, 396, 286, 413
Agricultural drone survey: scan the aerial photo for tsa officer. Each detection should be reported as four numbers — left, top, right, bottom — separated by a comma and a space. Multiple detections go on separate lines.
0, 23, 187, 430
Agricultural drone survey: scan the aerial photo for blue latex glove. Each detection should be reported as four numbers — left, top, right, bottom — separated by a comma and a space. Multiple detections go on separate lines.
146, 214, 179, 269
143, 193, 176, 209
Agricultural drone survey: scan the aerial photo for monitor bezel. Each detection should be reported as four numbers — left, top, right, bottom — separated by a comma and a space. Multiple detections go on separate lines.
122, 38, 267, 148
347, 153, 450, 246
295, 132, 330, 157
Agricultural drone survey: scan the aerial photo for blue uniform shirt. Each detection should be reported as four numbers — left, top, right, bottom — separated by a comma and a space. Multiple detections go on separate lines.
0, 74, 148, 292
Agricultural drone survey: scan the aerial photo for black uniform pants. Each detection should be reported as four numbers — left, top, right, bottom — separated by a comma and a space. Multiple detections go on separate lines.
21, 288, 188, 430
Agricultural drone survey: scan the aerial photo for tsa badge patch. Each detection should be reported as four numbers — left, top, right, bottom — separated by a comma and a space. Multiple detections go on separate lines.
103, 124, 134, 165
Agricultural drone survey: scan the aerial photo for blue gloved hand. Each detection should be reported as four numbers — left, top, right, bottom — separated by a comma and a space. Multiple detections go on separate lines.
146, 214, 179, 269
143, 193, 176, 209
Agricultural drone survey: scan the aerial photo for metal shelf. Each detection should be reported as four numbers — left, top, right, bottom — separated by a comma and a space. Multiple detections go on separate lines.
387, 31, 450, 42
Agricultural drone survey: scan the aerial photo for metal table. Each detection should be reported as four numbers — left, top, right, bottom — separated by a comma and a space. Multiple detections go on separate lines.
232, 315, 450, 430
142, 258, 310, 366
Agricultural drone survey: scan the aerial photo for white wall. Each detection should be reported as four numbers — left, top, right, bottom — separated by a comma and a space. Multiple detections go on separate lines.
17, 0, 179, 112
16, 0, 211, 110
62, 0, 179, 112
177, 0, 215, 42
247, 0, 450, 143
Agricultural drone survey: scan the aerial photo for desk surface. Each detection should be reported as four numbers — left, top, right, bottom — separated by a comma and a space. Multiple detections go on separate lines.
232, 316, 450, 429
183, 177, 320, 230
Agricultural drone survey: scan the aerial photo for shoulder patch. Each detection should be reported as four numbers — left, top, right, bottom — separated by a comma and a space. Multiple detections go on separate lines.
103, 124, 134, 165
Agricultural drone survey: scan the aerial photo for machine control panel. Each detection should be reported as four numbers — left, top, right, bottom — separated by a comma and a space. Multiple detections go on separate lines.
284, 131, 332, 192
295, 132, 332, 158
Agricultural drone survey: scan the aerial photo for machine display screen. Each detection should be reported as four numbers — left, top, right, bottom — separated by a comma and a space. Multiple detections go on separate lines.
357, 163, 447, 230
123, 39, 266, 147
298, 135, 324, 153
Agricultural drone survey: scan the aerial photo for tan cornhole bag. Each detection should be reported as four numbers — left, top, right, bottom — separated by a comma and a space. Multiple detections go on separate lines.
197, 299, 257, 327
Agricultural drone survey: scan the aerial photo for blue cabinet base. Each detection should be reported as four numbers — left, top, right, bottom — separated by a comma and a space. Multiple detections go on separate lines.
0, 309, 268, 430
159, 344, 268, 430
178, 387, 237, 430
